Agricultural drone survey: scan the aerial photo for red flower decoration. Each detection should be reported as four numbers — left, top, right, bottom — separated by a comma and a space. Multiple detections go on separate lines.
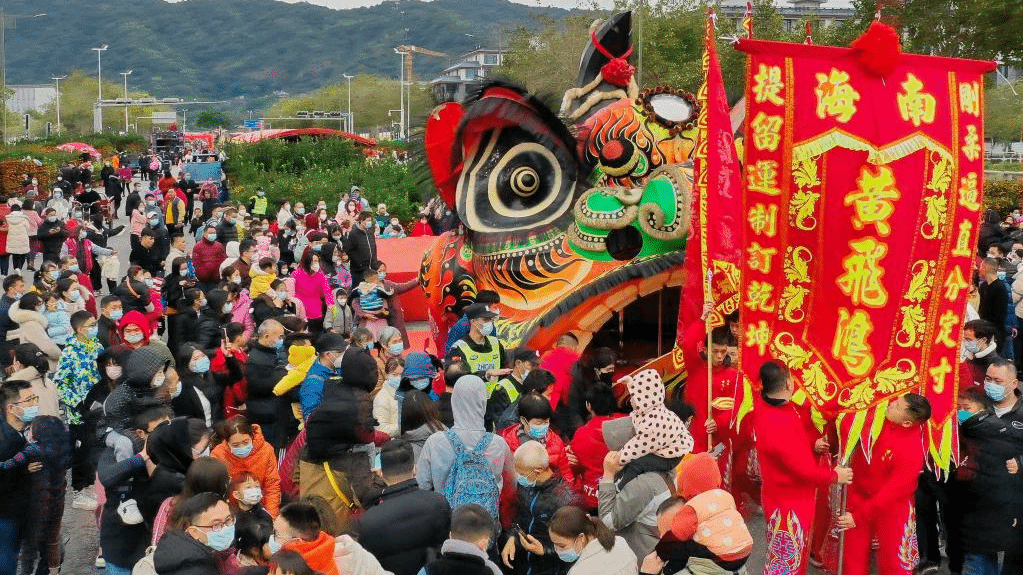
601, 58, 637, 88
850, 21, 902, 78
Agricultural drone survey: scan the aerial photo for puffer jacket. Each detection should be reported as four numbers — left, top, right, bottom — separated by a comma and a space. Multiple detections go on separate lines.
499, 424, 574, 482
210, 424, 282, 516
1012, 272, 1023, 318
568, 537, 637, 575
7, 303, 62, 369
191, 238, 227, 283
4, 210, 31, 254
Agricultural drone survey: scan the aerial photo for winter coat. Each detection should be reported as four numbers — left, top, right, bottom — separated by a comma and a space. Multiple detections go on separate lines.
0, 420, 31, 518
1012, 273, 1023, 318
191, 238, 227, 283
567, 537, 638, 575
7, 303, 61, 369
4, 210, 31, 254
340, 347, 381, 398
355, 478, 450, 575
153, 530, 220, 575
10, 365, 60, 419
167, 308, 199, 357
373, 383, 401, 437
505, 475, 581, 575
53, 336, 103, 425
114, 279, 152, 315
293, 267, 333, 320
98, 452, 150, 567
40, 306, 72, 346
210, 424, 282, 516
618, 369, 691, 463
343, 226, 378, 280
571, 414, 622, 510
193, 309, 226, 356
245, 342, 287, 425
402, 423, 444, 464
499, 424, 574, 482
230, 289, 256, 338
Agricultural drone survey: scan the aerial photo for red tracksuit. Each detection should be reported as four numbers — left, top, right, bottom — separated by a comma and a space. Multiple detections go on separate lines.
682, 321, 740, 456
842, 421, 924, 575
753, 395, 835, 575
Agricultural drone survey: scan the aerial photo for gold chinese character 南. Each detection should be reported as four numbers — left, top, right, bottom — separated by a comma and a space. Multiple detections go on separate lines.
897, 73, 937, 127
745, 320, 772, 355
958, 172, 981, 212
832, 307, 875, 377
943, 265, 970, 301
959, 81, 980, 117
751, 112, 784, 152
844, 165, 901, 236
747, 160, 781, 196
962, 125, 981, 161
951, 221, 974, 257
837, 237, 889, 307
814, 68, 860, 123
934, 310, 960, 348
746, 281, 776, 313
748, 203, 778, 237
752, 64, 785, 106
747, 242, 778, 274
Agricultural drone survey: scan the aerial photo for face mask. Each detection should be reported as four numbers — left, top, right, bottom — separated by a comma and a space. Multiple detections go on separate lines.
232, 276, 242, 285
320, 214, 328, 221
19, 405, 39, 423
48, 270, 59, 280
109, 309, 124, 321
284, 229, 293, 236
240, 487, 262, 505
295, 208, 305, 215
231, 443, 254, 458
203, 523, 235, 552
312, 244, 322, 252
257, 191, 265, 196
599, 372, 613, 384
86, 325, 99, 338
480, 321, 495, 336
171, 382, 183, 399
106, 365, 123, 380
124, 331, 145, 344
223, 302, 234, 314
199, 298, 208, 308
145, 279, 155, 288
364, 342, 375, 351
332, 235, 342, 242
148, 218, 159, 226
267, 535, 284, 554
277, 290, 290, 300
516, 474, 535, 488
46, 216, 57, 223
68, 264, 80, 273
556, 548, 580, 563
193, 356, 211, 374
67, 291, 82, 303
310, 263, 321, 273
985, 381, 1007, 402
180, 268, 189, 276
274, 339, 284, 351
337, 298, 347, 307
151, 372, 166, 388
964, 340, 981, 354
957, 409, 974, 424
520, 368, 531, 380
364, 221, 374, 231
388, 342, 404, 355
998, 270, 1007, 281
147, 200, 156, 206
527, 423, 549, 440
332, 354, 345, 369
13, 292, 23, 300
206, 233, 217, 242
411, 377, 431, 391
385, 375, 401, 388
378, 272, 387, 280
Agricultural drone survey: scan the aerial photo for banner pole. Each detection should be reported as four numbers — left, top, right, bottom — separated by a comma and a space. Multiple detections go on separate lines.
706, 270, 714, 450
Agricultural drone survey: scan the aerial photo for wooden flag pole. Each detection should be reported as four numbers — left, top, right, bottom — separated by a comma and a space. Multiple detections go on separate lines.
705, 270, 714, 450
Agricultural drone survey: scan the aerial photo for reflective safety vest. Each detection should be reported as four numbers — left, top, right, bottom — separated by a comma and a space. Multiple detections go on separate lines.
489, 376, 522, 403
252, 195, 269, 215
453, 337, 502, 387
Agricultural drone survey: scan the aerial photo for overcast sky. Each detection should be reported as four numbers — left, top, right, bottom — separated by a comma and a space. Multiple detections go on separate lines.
163, 0, 853, 10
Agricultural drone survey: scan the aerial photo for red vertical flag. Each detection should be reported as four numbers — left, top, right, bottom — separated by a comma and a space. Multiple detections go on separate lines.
680, 10, 743, 338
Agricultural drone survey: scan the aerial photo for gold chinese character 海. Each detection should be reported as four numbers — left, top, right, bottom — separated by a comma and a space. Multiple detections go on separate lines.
751, 112, 784, 152
752, 64, 785, 106
745, 320, 772, 355
748, 203, 778, 237
943, 265, 970, 301
959, 81, 980, 117
929, 357, 953, 394
962, 125, 981, 161
746, 281, 776, 313
844, 165, 901, 236
837, 237, 889, 307
832, 307, 875, 377
934, 310, 960, 348
958, 172, 981, 211
951, 221, 974, 257
747, 242, 778, 274
814, 68, 860, 123
747, 160, 781, 196
897, 73, 937, 127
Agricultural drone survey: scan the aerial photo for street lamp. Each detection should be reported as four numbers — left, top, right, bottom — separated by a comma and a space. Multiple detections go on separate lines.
343, 74, 354, 133
120, 70, 132, 133
92, 44, 108, 133
0, 11, 46, 143
393, 48, 406, 140
50, 75, 66, 136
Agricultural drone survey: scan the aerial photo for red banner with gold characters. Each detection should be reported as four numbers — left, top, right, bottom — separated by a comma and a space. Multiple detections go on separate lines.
735, 38, 995, 469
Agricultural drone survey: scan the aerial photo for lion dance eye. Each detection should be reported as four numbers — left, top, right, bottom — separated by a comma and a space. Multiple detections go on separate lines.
510, 166, 540, 197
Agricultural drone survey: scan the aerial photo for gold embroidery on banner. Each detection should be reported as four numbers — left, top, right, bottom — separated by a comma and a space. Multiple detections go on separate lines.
752, 64, 785, 106
746, 281, 777, 313
747, 242, 778, 274
962, 125, 981, 161
814, 68, 860, 123
845, 165, 900, 237
872, 359, 918, 395
802, 361, 838, 401
897, 73, 937, 127
951, 222, 974, 258
772, 332, 813, 370
747, 160, 782, 196
934, 310, 960, 348
958, 81, 981, 117
957, 172, 981, 212
832, 307, 876, 377
837, 238, 889, 308
784, 246, 812, 284
929, 357, 953, 394
746, 321, 772, 355
790, 130, 953, 166
751, 112, 784, 151
896, 304, 927, 347
748, 203, 779, 237
778, 284, 811, 323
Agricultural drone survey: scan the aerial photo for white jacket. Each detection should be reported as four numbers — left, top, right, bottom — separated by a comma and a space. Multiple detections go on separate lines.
7, 303, 61, 369
5, 210, 31, 254
333, 534, 394, 575
568, 536, 638, 575
1012, 274, 1023, 318
372, 384, 400, 438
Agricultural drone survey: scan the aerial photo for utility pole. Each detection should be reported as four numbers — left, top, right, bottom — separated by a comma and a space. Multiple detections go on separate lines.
1, 11, 46, 143
120, 69, 132, 133
343, 74, 354, 133
394, 48, 405, 140
92, 44, 108, 133
51, 74, 66, 136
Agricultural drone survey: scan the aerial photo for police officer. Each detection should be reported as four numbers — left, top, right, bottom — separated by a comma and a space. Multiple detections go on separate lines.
445, 303, 508, 389
248, 187, 269, 218
485, 347, 536, 431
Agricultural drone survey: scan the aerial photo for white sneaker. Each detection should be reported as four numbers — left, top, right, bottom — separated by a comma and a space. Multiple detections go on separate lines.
72, 490, 98, 511
95, 555, 106, 568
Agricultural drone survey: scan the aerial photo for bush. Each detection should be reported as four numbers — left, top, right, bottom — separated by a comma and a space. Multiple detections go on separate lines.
985, 179, 1023, 216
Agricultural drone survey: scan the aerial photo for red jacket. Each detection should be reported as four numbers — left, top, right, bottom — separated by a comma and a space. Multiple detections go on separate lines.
410, 221, 434, 237
682, 321, 740, 452
570, 414, 624, 509
191, 238, 227, 282
846, 421, 925, 525
499, 424, 574, 482
213, 347, 249, 420
752, 395, 835, 509
540, 346, 580, 411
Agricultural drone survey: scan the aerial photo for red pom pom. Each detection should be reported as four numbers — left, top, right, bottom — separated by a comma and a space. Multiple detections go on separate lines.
601, 57, 636, 88
850, 21, 902, 78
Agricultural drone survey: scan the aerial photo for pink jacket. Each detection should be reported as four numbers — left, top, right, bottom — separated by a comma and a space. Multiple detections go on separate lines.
292, 268, 333, 320
231, 289, 256, 338
130, 209, 148, 235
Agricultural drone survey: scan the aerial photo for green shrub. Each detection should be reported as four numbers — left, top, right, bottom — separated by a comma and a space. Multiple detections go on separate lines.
985, 179, 1023, 216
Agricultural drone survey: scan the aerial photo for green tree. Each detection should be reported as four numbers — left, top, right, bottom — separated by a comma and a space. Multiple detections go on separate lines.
984, 81, 1023, 144
195, 110, 235, 129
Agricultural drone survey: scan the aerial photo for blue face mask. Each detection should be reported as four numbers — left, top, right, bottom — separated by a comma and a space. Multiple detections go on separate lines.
480, 321, 495, 337
364, 221, 374, 231
556, 548, 580, 563
385, 375, 401, 388
193, 356, 211, 374
410, 377, 431, 391
69, 264, 80, 273
957, 409, 974, 424
364, 342, 374, 351
204, 523, 236, 552
47, 270, 59, 280
86, 325, 99, 339
68, 291, 81, 302
19, 405, 38, 423
267, 535, 283, 554
109, 309, 123, 321
378, 272, 387, 280
527, 423, 549, 440
312, 244, 322, 252
231, 443, 254, 458
985, 380, 1007, 402
998, 270, 1007, 281
274, 339, 284, 351
388, 342, 404, 355
516, 474, 534, 488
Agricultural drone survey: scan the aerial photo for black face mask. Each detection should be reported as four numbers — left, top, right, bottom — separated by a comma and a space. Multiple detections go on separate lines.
599, 372, 613, 384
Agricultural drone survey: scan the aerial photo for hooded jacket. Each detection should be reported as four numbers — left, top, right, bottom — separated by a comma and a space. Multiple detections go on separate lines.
416, 375, 513, 495
356, 478, 450, 575
245, 341, 288, 425
101, 346, 172, 443
618, 370, 692, 464
669, 452, 753, 563
570, 414, 622, 510
7, 302, 61, 369
142, 418, 195, 522
5, 209, 31, 254
210, 424, 281, 516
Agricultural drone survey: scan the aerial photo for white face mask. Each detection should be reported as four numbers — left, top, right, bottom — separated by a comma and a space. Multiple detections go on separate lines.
151, 372, 166, 388
240, 487, 263, 505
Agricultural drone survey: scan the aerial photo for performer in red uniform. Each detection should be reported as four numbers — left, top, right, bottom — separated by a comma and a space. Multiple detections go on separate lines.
837, 393, 930, 575
753, 360, 852, 575
682, 308, 740, 457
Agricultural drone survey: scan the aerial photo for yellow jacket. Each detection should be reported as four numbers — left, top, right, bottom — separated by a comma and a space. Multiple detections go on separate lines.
274, 344, 317, 422
250, 269, 276, 299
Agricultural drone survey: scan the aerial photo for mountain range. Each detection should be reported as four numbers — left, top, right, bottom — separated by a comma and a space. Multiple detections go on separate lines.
1, 0, 571, 102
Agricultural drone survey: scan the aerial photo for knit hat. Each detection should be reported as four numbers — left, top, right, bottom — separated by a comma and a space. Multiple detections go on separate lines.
124, 346, 171, 389
403, 352, 436, 380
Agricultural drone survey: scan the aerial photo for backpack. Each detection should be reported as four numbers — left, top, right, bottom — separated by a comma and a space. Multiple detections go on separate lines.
131, 546, 157, 575
442, 430, 500, 520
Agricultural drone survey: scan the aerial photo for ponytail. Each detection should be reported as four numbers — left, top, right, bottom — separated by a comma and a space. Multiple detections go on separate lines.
549, 506, 615, 552
14, 343, 50, 376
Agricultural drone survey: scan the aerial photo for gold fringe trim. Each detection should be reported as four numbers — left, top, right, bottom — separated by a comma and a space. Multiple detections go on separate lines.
791, 129, 954, 166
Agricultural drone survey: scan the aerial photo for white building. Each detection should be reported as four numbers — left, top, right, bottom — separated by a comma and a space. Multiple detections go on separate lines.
720, 0, 856, 34
6, 85, 56, 114
431, 48, 505, 103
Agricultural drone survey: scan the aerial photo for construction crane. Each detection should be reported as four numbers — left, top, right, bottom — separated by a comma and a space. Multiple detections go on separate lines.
394, 44, 447, 86
393, 45, 447, 139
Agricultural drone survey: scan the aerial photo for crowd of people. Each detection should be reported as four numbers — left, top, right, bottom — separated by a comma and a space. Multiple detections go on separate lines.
0, 158, 1018, 575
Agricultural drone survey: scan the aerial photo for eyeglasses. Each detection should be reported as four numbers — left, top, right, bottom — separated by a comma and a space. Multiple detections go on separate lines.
12, 395, 39, 405
192, 516, 235, 532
